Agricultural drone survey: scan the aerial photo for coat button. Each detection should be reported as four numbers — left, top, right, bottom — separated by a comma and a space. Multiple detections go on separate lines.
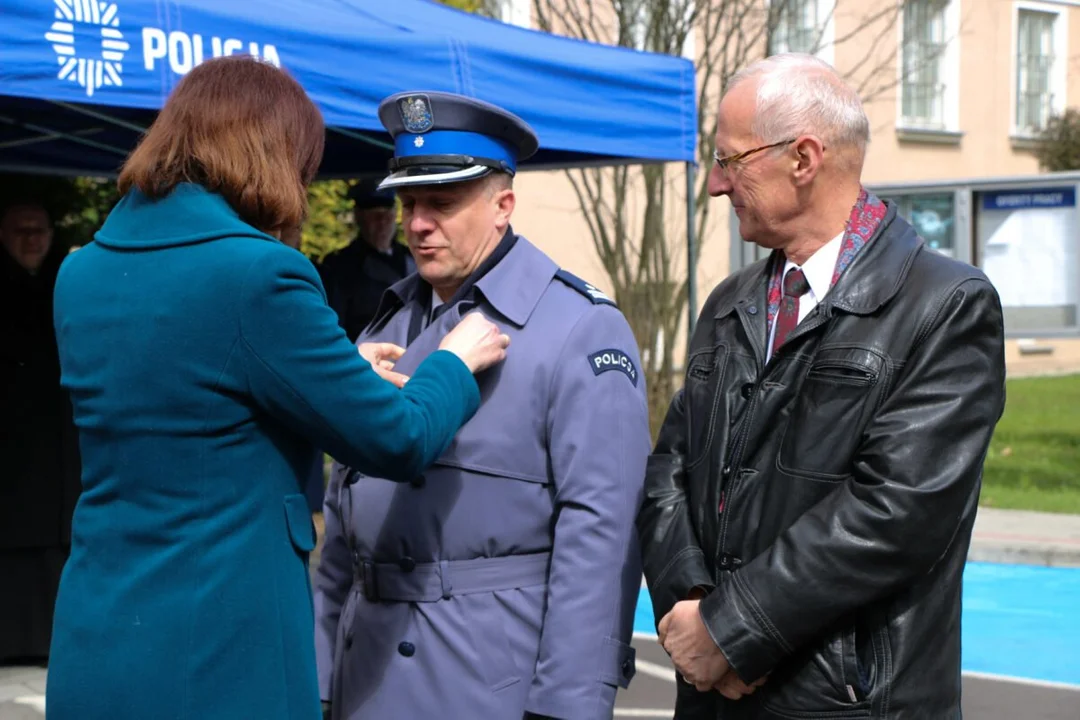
398, 641, 415, 657
741, 383, 754, 398
399, 557, 416, 572
410, 475, 426, 488
622, 658, 633, 677
747, 305, 758, 315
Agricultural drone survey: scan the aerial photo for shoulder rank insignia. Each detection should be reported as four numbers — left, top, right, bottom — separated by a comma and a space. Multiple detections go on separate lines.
554, 269, 616, 306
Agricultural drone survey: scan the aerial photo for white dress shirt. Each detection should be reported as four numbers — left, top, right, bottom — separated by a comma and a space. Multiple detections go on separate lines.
766, 231, 844, 363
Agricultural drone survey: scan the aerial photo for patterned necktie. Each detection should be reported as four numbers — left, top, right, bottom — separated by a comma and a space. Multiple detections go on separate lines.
771, 267, 811, 357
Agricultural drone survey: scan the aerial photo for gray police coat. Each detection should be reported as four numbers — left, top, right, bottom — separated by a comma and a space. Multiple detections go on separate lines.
313, 236, 650, 720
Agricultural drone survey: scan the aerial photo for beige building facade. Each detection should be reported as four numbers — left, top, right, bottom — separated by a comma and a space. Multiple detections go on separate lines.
495, 0, 1080, 375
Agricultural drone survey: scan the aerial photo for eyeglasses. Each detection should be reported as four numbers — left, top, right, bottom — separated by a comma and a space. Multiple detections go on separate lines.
712, 138, 796, 172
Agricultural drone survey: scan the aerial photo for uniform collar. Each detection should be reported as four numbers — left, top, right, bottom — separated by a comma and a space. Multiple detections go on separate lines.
381, 232, 556, 328
473, 235, 556, 326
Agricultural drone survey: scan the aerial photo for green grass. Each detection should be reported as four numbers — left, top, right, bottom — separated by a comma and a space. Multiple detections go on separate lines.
981, 373, 1080, 514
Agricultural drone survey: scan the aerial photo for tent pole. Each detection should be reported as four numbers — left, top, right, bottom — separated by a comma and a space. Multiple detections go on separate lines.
685, 160, 697, 346
329, 127, 394, 151
0, 115, 128, 157
0, 127, 103, 150
49, 101, 147, 133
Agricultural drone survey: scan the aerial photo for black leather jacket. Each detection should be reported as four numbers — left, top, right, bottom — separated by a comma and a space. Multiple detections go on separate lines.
638, 205, 1006, 719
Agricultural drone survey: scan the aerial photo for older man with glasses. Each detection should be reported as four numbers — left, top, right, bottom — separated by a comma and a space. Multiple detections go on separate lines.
637, 53, 1006, 720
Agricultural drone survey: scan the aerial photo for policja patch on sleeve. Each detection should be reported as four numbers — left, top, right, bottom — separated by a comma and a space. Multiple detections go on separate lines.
587, 349, 638, 386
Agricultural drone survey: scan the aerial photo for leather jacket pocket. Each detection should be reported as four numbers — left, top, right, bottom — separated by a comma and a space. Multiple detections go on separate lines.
777, 347, 886, 480
684, 343, 729, 470
757, 626, 872, 719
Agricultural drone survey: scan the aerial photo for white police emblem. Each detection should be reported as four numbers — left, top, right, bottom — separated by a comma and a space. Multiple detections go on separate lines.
46, 0, 130, 98
400, 95, 434, 133
587, 349, 638, 386
413, 136, 425, 148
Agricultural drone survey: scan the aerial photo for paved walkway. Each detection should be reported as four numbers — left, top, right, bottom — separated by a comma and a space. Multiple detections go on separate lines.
970, 506, 1080, 567
3, 506, 1078, 718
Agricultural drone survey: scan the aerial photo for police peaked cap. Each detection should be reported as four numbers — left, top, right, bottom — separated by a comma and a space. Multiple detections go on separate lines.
376, 91, 540, 190
347, 179, 396, 209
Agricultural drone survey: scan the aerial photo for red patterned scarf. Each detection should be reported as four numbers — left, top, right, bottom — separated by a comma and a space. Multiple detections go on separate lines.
766, 188, 888, 330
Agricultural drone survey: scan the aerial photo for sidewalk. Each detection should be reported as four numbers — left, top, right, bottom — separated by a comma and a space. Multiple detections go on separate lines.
969, 506, 1080, 568
0, 667, 45, 720
2, 506, 1078, 719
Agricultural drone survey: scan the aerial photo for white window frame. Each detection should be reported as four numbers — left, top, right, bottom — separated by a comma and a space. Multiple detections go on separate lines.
895, 0, 960, 133
1012, 1, 1069, 138
680, 2, 698, 61
494, 0, 530, 28
767, 0, 835, 66
628, 2, 696, 55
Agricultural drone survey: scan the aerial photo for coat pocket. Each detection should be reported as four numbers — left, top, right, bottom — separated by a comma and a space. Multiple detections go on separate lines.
684, 343, 729, 470
776, 347, 887, 480
468, 595, 522, 693
284, 493, 316, 553
758, 625, 872, 718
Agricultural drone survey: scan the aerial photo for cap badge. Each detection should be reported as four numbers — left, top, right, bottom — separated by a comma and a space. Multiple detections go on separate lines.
400, 95, 434, 134
413, 136, 425, 148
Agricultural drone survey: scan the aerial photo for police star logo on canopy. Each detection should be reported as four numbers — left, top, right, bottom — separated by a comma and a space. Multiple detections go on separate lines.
46, 0, 130, 98
399, 95, 434, 134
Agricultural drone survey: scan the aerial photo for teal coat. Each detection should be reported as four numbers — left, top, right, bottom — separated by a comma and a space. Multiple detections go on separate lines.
45, 184, 480, 720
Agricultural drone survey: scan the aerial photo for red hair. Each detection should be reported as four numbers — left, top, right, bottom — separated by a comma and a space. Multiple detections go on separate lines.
118, 55, 325, 233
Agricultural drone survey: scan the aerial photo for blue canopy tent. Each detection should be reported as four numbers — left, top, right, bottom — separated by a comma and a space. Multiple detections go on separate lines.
0, 0, 700, 326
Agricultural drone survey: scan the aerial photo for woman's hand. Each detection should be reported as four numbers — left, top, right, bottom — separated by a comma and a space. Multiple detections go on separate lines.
357, 342, 410, 388
438, 312, 510, 374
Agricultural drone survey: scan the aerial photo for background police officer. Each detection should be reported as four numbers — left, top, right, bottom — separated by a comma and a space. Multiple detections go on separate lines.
313, 91, 650, 720
318, 181, 416, 343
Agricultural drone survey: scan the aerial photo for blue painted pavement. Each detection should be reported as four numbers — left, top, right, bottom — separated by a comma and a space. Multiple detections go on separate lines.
633, 561, 1080, 686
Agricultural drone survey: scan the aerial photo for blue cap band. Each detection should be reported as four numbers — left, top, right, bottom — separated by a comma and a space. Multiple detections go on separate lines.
394, 130, 518, 172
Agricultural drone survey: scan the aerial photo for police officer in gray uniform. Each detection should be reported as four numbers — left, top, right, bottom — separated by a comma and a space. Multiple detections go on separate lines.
313, 91, 650, 720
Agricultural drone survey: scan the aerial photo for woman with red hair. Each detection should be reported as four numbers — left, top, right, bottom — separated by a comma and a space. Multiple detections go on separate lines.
46, 56, 509, 719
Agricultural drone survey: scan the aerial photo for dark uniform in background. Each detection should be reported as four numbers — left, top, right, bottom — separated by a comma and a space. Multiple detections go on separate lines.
318, 183, 416, 343
0, 201, 81, 664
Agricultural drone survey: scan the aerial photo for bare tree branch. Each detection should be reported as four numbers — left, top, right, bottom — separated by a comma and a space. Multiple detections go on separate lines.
530, 0, 926, 436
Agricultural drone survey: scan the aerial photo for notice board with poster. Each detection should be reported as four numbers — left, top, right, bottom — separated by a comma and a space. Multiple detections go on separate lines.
977, 186, 1079, 332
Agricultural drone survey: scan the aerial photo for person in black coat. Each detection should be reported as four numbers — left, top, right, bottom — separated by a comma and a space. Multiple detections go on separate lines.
0, 200, 81, 665
318, 182, 416, 344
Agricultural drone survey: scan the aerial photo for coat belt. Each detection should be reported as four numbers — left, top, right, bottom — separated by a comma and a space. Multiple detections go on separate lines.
352, 552, 551, 603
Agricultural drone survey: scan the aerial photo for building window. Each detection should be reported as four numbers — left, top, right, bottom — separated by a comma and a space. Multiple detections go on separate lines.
886, 192, 957, 257
493, 0, 529, 28
770, 0, 833, 63
1015, 8, 1058, 135
900, 0, 950, 129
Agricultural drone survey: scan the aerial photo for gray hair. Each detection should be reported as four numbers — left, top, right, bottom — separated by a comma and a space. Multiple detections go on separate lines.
727, 53, 870, 154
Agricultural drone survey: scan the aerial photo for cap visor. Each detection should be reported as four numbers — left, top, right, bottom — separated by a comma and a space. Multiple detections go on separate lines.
378, 165, 492, 190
